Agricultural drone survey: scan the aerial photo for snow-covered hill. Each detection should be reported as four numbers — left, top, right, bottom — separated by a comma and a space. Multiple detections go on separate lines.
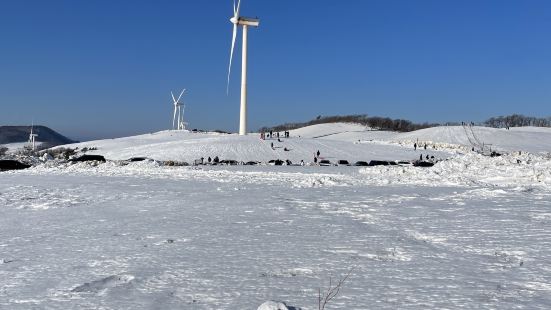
60, 128, 447, 163
57, 123, 551, 163
392, 126, 551, 153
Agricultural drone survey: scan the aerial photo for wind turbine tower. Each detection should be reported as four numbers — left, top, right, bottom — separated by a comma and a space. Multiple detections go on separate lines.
227, 0, 260, 135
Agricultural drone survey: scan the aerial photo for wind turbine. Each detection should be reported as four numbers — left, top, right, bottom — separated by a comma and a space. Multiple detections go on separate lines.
171, 89, 186, 130
28, 122, 38, 150
227, 0, 260, 135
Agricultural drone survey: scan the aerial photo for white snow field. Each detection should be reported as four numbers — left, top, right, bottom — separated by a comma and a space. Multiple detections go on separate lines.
56, 124, 551, 163
55, 126, 448, 164
2, 123, 551, 309
2, 142, 43, 154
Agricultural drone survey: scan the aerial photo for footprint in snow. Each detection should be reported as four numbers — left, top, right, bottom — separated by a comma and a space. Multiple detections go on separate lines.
71, 274, 134, 293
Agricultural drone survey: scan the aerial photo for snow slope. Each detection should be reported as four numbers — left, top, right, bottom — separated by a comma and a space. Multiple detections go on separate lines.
54, 124, 551, 165
290, 123, 370, 138
2, 142, 43, 154
59, 129, 449, 163
393, 126, 551, 153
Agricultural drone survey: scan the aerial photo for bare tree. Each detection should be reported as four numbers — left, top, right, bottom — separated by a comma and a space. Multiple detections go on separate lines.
318, 269, 353, 310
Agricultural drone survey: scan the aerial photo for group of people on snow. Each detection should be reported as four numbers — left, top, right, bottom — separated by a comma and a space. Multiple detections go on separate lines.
261, 130, 290, 140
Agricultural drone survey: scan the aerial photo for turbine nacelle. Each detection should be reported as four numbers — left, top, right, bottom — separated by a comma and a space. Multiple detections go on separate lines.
230, 16, 260, 27
237, 17, 260, 27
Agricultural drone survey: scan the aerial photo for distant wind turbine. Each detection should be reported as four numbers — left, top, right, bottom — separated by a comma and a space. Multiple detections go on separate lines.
227, 0, 260, 135
28, 121, 38, 150
171, 89, 186, 130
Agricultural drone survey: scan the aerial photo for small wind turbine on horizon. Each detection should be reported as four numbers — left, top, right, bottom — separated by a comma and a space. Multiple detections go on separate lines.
227, 0, 260, 136
171, 89, 187, 130
28, 122, 38, 151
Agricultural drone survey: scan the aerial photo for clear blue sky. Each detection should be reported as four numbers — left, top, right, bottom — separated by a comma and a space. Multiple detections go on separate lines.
1, 0, 550, 140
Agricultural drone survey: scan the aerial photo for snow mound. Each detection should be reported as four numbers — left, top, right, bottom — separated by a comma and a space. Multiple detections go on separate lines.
359, 152, 551, 189
290, 122, 368, 138
71, 274, 135, 293
391, 126, 551, 153
258, 300, 300, 310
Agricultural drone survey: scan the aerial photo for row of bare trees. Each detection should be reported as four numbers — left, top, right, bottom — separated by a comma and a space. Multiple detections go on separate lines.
484, 114, 551, 128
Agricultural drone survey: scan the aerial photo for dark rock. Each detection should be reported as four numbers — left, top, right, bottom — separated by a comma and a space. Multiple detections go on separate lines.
163, 161, 189, 166
413, 161, 434, 167
0, 160, 31, 171
268, 159, 284, 166
71, 155, 106, 162
219, 159, 239, 165
129, 157, 148, 162
368, 160, 396, 166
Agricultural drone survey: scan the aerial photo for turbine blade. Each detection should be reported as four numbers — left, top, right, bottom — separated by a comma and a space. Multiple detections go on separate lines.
171, 91, 176, 104
177, 88, 186, 102
233, 0, 237, 15
227, 23, 238, 94
236, 0, 241, 17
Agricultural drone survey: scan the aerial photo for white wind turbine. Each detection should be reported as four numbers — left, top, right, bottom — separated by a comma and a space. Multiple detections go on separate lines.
171, 89, 186, 130
28, 122, 38, 150
227, 0, 260, 135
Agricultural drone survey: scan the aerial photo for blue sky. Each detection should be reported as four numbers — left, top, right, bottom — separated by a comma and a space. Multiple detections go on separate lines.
1, 0, 550, 140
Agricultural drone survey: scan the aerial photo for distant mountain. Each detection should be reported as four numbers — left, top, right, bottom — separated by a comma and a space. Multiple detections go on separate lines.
0, 126, 76, 147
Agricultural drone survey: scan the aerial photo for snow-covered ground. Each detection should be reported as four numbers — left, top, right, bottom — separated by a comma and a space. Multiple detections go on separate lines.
2, 142, 42, 154
2, 123, 551, 309
55, 129, 448, 163
54, 124, 551, 164
393, 126, 551, 153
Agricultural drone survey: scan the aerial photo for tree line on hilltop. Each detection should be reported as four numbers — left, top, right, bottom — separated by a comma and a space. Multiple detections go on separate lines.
483, 114, 551, 128
259, 114, 551, 133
